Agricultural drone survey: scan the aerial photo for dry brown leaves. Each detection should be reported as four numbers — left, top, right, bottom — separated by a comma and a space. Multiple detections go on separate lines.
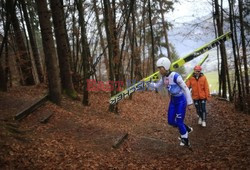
0, 86, 249, 169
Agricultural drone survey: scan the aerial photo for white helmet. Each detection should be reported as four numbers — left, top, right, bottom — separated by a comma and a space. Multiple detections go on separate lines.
156, 57, 171, 70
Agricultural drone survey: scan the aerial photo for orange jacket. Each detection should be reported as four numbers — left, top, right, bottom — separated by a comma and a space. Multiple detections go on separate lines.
186, 74, 210, 100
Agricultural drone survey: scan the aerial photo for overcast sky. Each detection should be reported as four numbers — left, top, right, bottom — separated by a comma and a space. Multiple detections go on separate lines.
163, 0, 230, 73
168, 0, 229, 24
168, 0, 214, 24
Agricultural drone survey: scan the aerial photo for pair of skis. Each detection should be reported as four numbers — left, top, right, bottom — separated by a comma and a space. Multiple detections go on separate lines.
110, 32, 232, 105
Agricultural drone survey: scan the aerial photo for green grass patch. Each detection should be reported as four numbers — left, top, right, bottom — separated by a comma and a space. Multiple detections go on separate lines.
205, 71, 219, 94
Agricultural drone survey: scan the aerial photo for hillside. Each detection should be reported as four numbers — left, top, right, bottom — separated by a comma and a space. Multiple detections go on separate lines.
0, 85, 249, 169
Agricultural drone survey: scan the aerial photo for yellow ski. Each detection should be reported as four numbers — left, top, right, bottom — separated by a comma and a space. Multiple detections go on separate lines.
184, 54, 209, 82
110, 32, 232, 105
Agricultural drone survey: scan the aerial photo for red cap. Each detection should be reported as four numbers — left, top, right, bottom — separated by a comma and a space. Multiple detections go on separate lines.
194, 65, 202, 71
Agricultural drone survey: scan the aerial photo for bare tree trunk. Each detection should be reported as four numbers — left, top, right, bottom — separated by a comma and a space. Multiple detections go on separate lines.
0, 0, 14, 91
142, 0, 146, 77
18, 1, 40, 85
146, 45, 151, 76
93, 0, 109, 80
0, 47, 7, 91
132, 2, 142, 82
73, 3, 80, 74
11, 0, 35, 85
112, 0, 121, 112
238, 0, 249, 94
214, 0, 232, 100
103, 0, 118, 112
212, 0, 221, 96
118, 0, 135, 86
8, 42, 20, 87
231, 2, 245, 98
215, 0, 226, 98
19, 0, 43, 83
76, 0, 91, 106
128, 20, 134, 100
228, 0, 243, 109
50, 0, 77, 99
159, 0, 171, 61
72, 2, 77, 73
148, 0, 155, 72
27, 1, 45, 79
36, 0, 61, 105
111, 0, 120, 87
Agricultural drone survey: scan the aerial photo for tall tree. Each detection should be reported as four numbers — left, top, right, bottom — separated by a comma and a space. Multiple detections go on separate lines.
118, 0, 135, 85
158, 0, 172, 61
19, 0, 43, 83
141, 0, 147, 77
103, 0, 120, 112
238, 0, 249, 94
71, 1, 80, 74
128, 12, 134, 100
111, 0, 121, 101
93, 0, 109, 80
228, 0, 242, 109
35, 0, 61, 104
0, 50, 7, 91
0, 0, 14, 91
50, 0, 77, 99
148, 0, 156, 72
212, 0, 221, 97
76, 0, 91, 106
11, 0, 35, 85
132, 2, 142, 82
214, 0, 232, 100
231, 1, 245, 97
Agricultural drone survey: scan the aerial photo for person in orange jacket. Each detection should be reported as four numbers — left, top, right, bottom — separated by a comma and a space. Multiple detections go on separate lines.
186, 65, 210, 127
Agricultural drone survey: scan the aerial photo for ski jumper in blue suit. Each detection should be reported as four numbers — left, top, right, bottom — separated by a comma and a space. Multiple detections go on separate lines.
149, 71, 193, 139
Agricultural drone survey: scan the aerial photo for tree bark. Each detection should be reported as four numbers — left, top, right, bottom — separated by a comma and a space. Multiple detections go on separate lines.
159, 0, 171, 61
0, 53, 7, 91
228, 0, 243, 109
142, 0, 146, 77
214, 0, 231, 100
238, 0, 249, 94
93, 0, 109, 80
35, 0, 61, 105
71, 2, 77, 72
76, 0, 91, 106
50, 0, 77, 99
11, 0, 35, 85
231, 2, 245, 97
212, 0, 221, 96
118, 0, 135, 85
132, 2, 142, 82
148, 0, 155, 72
0, 0, 14, 91
103, 0, 118, 112
19, 0, 43, 83
128, 18, 134, 100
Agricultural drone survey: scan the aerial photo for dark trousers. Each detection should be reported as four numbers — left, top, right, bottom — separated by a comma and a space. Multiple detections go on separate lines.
193, 99, 207, 121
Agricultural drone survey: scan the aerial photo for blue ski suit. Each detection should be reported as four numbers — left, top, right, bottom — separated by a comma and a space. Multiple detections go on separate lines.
149, 72, 193, 136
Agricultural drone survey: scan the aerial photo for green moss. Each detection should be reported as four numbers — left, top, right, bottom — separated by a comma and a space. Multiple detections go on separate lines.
63, 88, 78, 100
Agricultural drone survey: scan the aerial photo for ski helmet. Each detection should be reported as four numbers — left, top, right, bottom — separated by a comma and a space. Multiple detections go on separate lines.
156, 57, 171, 70
194, 65, 202, 71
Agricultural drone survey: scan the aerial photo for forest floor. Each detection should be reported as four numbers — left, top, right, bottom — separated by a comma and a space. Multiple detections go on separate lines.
0, 85, 249, 169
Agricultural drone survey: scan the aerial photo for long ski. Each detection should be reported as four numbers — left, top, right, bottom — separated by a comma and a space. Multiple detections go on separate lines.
184, 54, 209, 82
110, 32, 232, 105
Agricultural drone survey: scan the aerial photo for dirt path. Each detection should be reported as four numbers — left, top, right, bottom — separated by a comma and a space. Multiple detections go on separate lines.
0, 86, 249, 169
